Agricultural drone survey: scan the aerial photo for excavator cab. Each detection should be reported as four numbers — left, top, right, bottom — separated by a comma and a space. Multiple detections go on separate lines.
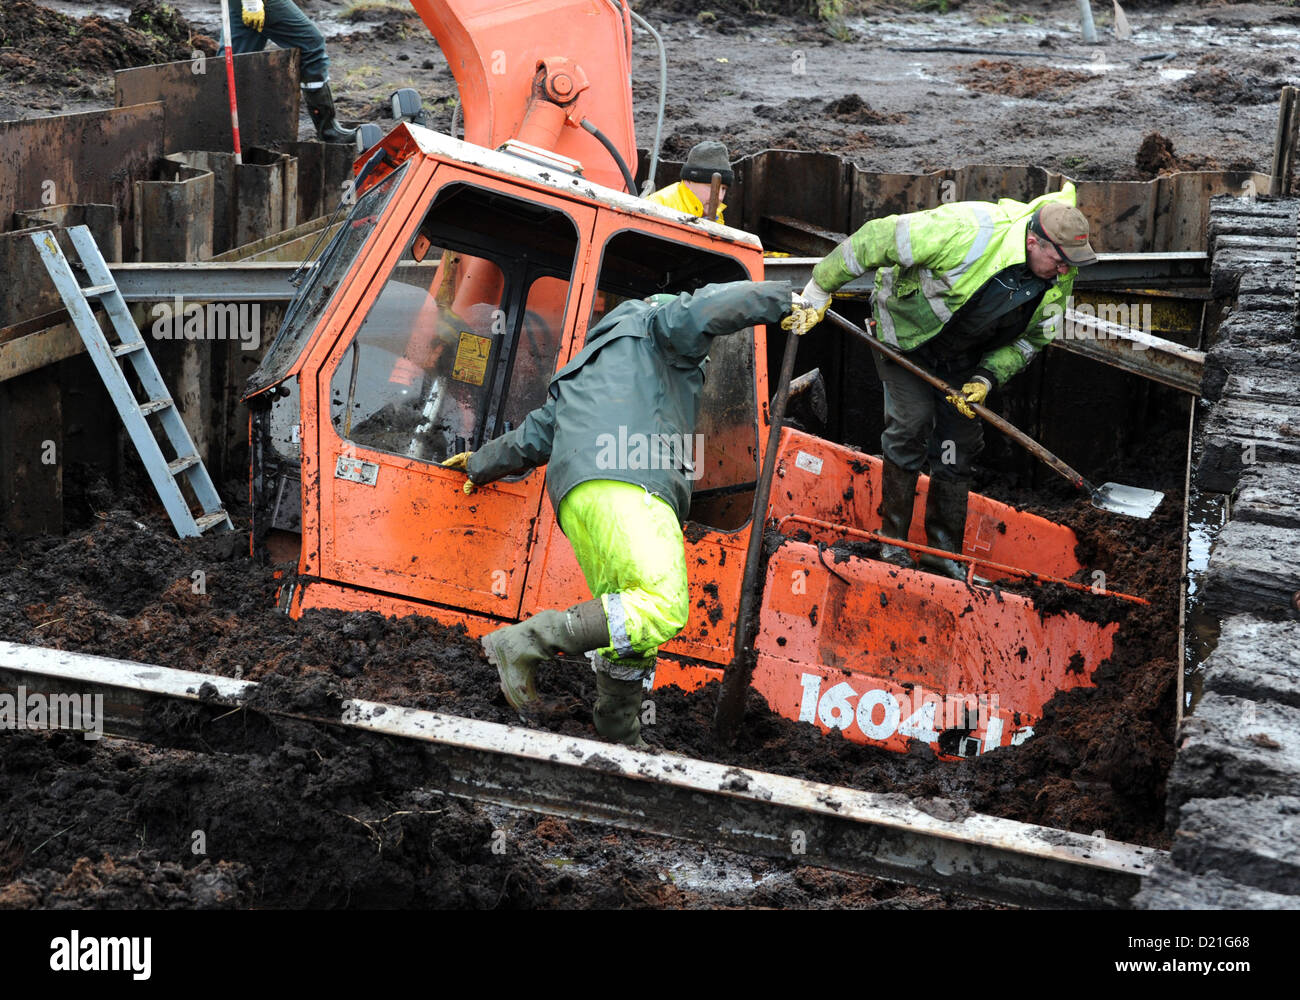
246, 126, 768, 653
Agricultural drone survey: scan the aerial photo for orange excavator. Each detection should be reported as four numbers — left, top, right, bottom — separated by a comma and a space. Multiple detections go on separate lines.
243, 0, 1137, 758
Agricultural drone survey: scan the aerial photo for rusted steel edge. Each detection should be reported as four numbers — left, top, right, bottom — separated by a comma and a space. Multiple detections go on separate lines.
780, 513, 1150, 606
0, 640, 1163, 909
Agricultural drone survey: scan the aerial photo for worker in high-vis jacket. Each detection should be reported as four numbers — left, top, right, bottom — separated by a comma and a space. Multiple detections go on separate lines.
788, 184, 1098, 579
442, 281, 820, 745
646, 141, 732, 224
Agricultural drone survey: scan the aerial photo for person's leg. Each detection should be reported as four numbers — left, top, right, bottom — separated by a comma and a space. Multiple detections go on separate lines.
262, 0, 357, 142
224, 0, 269, 55
557, 480, 689, 745
918, 389, 985, 579
872, 351, 935, 566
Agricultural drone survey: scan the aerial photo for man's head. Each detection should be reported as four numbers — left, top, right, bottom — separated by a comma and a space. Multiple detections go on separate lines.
680, 141, 733, 209
1026, 203, 1097, 280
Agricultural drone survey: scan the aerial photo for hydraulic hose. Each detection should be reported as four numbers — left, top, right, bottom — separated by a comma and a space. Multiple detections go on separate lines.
580, 117, 637, 194
604, 0, 668, 194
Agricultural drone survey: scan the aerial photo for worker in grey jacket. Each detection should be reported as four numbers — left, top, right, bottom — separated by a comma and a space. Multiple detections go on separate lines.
443, 280, 816, 745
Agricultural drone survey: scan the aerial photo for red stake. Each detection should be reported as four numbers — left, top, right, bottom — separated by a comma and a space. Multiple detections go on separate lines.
220, 1, 244, 164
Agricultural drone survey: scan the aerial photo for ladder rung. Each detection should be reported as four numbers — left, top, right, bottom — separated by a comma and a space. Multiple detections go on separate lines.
167, 454, 200, 476
112, 341, 145, 357
139, 398, 173, 416
81, 283, 117, 299
195, 512, 230, 533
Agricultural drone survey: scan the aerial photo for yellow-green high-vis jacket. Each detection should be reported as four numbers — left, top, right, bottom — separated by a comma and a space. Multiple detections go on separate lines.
811, 184, 1081, 386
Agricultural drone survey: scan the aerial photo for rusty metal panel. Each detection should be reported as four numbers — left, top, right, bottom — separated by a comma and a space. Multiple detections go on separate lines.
14, 205, 121, 264
849, 167, 948, 230
114, 49, 300, 155
233, 148, 298, 249
134, 160, 215, 262
0, 226, 68, 328
1075, 179, 1158, 254
167, 151, 237, 254
0, 370, 62, 535
741, 150, 852, 237
0, 104, 165, 259
954, 163, 1053, 204
1157, 171, 1271, 252
286, 140, 354, 222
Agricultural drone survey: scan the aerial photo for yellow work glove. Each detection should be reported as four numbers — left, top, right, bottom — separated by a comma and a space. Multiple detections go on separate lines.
780, 282, 831, 336
946, 378, 992, 420
241, 0, 266, 32
441, 451, 477, 494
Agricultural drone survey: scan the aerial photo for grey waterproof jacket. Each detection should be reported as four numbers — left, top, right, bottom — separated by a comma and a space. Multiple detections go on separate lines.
466, 280, 791, 523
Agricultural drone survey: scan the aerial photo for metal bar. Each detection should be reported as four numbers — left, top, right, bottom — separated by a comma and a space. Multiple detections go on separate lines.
101, 252, 1211, 307
1053, 309, 1205, 395
109, 262, 304, 303
762, 253, 1210, 294
0, 640, 1163, 908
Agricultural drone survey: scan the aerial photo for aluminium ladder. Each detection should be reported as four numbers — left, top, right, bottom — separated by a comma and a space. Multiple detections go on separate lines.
31, 226, 233, 538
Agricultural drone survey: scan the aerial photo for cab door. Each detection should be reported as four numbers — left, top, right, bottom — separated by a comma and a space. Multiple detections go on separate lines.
314, 170, 594, 618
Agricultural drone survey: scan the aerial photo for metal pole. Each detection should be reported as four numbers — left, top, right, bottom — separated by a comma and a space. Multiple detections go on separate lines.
713, 326, 800, 744
220, 0, 244, 164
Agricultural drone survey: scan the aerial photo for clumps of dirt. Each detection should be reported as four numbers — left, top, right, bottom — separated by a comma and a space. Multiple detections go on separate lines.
1176, 66, 1283, 107
750, 95, 905, 127
959, 60, 1096, 100
1134, 130, 1229, 178
824, 94, 907, 125
0, 853, 252, 910
0, 1, 211, 89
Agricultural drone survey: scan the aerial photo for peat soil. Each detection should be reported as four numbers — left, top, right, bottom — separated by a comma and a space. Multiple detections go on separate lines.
2, 1, 1297, 183
0, 401, 1182, 908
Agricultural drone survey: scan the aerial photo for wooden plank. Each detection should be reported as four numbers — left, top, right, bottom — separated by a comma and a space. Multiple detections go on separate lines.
1234, 464, 1300, 529
1203, 519, 1300, 616
1171, 796, 1300, 894
1203, 615, 1300, 709
1137, 858, 1300, 909
1169, 692, 1300, 811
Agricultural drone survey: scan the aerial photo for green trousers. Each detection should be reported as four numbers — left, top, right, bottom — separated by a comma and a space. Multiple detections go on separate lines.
557, 480, 690, 676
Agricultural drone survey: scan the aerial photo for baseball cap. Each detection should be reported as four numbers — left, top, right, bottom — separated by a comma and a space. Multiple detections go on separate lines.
1033, 203, 1098, 266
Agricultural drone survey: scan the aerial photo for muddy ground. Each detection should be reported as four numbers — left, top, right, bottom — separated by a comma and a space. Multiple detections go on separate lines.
0, 0, 1208, 909
0, 405, 1183, 909
1, 0, 1297, 181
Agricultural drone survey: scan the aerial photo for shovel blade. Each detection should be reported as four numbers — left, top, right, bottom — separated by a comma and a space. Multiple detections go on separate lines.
1091, 482, 1164, 518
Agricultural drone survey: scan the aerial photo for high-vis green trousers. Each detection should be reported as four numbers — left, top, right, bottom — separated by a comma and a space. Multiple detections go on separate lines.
557, 480, 690, 676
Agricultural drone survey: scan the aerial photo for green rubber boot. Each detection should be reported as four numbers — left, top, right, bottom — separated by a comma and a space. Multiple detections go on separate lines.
593, 671, 648, 748
878, 458, 919, 567
482, 600, 609, 713
918, 475, 971, 581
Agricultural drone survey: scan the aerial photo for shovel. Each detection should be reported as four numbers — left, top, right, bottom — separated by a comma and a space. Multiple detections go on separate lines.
826, 310, 1165, 518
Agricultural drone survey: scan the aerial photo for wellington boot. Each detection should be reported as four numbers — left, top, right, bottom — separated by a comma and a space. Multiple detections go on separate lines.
878, 459, 919, 567
918, 475, 971, 581
593, 671, 648, 747
303, 83, 357, 144
482, 600, 609, 713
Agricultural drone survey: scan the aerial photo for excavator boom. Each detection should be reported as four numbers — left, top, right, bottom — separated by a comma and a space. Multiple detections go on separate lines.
408, 0, 639, 192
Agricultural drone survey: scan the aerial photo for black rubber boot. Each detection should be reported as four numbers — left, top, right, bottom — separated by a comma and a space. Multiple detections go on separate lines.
878, 459, 920, 567
593, 671, 648, 748
303, 83, 357, 144
482, 600, 609, 713
918, 475, 971, 581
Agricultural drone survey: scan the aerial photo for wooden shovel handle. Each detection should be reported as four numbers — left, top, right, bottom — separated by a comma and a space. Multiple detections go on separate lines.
825, 310, 1089, 493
